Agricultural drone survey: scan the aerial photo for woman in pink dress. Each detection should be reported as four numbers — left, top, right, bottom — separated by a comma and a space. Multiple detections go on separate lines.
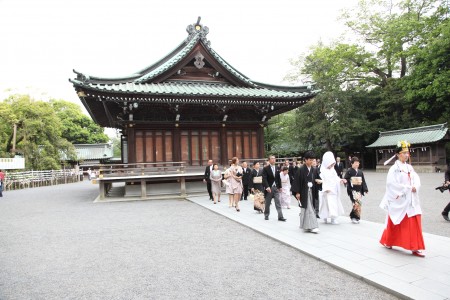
229, 157, 243, 212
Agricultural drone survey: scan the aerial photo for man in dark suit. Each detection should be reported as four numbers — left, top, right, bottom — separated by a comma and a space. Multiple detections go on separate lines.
241, 161, 251, 200
203, 160, 213, 201
262, 155, 286, 221
334, 157, 344, 178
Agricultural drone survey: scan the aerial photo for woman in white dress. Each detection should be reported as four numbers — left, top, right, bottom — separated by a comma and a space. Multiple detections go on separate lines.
279, 166, 291, 209
319, 151, 347, 224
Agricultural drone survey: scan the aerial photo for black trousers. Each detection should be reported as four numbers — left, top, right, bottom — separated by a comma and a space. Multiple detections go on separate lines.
207, 182, 212, 200
241, 184, 249, 200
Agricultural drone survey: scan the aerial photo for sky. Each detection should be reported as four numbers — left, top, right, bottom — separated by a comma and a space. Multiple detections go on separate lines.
0, 0, 359, 106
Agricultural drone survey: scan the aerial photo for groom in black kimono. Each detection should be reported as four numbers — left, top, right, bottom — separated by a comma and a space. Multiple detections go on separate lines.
292, 151, 320, 233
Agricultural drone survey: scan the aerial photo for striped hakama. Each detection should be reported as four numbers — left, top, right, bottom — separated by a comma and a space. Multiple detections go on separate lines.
300, 188, 319, 230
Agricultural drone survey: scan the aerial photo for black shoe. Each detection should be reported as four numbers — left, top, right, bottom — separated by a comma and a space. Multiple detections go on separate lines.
244, 198, 247, 200
316, 214, 320, 219
442, 212, 450, 222
278, 218, 287, 222
264, 216, 269, 220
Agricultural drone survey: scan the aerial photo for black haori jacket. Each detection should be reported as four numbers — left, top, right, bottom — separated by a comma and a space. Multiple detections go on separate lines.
292, 164, 320, 209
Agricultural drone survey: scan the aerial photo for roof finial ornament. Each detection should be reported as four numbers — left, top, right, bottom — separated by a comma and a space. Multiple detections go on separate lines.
186, 16, 209, 41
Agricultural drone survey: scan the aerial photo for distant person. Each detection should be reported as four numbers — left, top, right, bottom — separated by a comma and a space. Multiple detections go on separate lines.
249, 161, 264, 213
241, 161, 251, 200
210, 164, 222, 204
279, 166, 291, 209
344, 157, 368, 224
312, 158, 321, 218
379, 141, 425, 257
262, 155, 286, 221
87, 168, 92, 180
0, 169, 5, 197
203, 160, 213, 201
441, 164, 450, 222
250, 161, 264, 193
334, 157, 344, 178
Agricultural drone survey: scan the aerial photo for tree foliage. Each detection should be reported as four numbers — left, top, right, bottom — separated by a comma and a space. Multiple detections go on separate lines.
0, 95, 109, 170
51, 99, 109, 144
269, 0, 449, 158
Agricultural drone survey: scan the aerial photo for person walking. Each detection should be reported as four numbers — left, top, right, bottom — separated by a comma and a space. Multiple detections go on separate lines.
223, 164, 234, 207
334, 157, 344, 178
279, 166, 291, 209
210, 163, 222, 204
249, 161, 264, 213
262, 155, 286, 221
292, 151, 320, 233
0, 169, 5, 197
229, 157, 243, 212
319, 151, 346, 224
344, 157, 368, 224
379, 141, 425, 257
203, 160, 213, 201
441, 164, 450, 222
241, 161, 251, 200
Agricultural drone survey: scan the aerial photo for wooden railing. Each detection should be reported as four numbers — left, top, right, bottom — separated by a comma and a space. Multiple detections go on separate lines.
97, 162, 186, 178
3, 170, 79, 191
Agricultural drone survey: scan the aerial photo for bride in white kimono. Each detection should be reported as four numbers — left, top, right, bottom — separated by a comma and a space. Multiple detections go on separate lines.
319, 151, 347, 224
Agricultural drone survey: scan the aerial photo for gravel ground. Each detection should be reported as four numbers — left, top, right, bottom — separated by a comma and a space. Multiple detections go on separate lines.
0, 180, 398, 300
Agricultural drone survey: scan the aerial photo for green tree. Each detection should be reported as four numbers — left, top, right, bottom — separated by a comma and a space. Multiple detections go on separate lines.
401, 6, 450, 123
284, 43, 374, 153
278, 0, 449, 157
50, 99, 109, 144
1, 94, 76, 170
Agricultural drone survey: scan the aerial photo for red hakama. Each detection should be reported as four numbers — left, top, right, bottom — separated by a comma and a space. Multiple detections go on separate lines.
380, 214, 425, 251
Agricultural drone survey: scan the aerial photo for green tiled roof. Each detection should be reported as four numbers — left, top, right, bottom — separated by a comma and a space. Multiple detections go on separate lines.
70, 20, 314, 94
367, 123, 448, 148
134, 35, 201, 84
70, 80, 317, 99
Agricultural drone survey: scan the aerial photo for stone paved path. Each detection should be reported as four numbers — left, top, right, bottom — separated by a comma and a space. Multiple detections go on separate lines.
0, 181, 398, 300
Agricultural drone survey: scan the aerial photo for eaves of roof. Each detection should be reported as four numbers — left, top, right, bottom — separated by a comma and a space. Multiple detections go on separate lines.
366, 123, 448, 148
70, 80, 318, 100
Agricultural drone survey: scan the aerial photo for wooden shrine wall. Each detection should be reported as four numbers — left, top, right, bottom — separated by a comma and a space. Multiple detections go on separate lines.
127, 125, 264, 166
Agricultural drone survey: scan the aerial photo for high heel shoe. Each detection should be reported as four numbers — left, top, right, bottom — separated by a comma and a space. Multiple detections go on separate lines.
236, 207, 240, 212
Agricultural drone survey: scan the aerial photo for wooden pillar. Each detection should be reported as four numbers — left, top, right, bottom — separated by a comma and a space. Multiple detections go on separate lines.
173, 126, 181, 163
99, 182, 105, 200
257, 125, 265, 159
220, 125, 227, 166
180, 176, 186, 197
141, 179, 146, 199
128, 126, 136, 163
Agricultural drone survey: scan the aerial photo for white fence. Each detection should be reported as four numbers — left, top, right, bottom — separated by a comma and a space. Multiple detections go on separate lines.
2, 170, 79, 191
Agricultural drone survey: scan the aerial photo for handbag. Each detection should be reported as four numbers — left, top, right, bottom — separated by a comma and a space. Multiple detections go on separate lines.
253, 176, 262, 184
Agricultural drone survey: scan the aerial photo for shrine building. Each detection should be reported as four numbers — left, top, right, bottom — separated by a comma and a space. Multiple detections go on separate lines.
70, 19, 318, 167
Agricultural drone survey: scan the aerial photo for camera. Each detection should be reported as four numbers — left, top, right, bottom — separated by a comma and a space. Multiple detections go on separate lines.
435, 184, 449, 193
